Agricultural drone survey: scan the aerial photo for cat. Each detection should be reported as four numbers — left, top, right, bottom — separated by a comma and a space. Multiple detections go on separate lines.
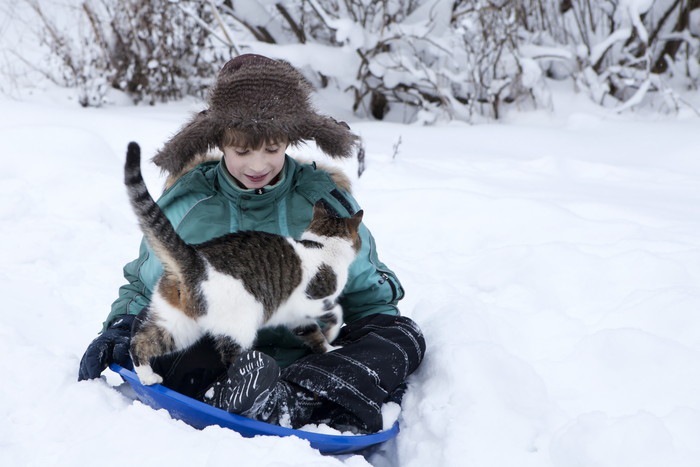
124, 142, 363, 386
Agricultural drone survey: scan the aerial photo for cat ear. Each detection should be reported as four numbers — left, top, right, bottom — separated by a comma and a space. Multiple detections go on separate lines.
348, 209, 364, 229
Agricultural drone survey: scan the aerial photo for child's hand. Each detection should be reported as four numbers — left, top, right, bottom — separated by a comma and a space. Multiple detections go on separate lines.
78, 314, 135, 380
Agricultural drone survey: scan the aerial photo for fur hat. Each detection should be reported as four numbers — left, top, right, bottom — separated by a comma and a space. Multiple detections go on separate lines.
152, 54, 359, 176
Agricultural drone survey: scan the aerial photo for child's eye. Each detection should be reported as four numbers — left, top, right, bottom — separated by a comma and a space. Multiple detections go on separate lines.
265, 146, 280, 153
234, 149, 250, 156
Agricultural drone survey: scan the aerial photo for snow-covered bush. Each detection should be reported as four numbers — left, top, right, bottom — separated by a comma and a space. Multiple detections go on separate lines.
21, 0, 700, 116
103, 0, 217, 104
520, 0, 700, 110
25, 0, 112, 107
210, 0, 544, 122
338, 0, 544, 121
26, 0, 225, 106
213, 0, 698, 118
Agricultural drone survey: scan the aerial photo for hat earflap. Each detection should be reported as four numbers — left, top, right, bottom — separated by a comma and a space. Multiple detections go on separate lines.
152, 111, 224, 176
305, 115, 360, 159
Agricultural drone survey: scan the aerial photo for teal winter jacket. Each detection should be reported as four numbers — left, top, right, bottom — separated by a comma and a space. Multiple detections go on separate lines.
104, 156, 404, 367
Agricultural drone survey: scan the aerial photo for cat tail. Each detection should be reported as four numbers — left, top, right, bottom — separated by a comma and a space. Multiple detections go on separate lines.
125, 142, 200, 280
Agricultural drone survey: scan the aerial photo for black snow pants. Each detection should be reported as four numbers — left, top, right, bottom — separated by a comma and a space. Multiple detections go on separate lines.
151, 314, 426, 432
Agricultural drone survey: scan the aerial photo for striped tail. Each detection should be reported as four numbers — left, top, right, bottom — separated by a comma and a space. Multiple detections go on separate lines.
125, 142, 198, 279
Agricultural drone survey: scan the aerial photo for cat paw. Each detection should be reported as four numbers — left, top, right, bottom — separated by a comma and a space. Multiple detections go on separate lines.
134, 365, 163, 386
325, 344, 343, 353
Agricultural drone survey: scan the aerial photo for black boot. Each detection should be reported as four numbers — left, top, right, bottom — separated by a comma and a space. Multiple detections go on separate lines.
204, 350, 320, 428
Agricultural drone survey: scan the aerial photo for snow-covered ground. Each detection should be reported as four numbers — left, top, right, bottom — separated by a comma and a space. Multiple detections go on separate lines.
2, 83, 700, 467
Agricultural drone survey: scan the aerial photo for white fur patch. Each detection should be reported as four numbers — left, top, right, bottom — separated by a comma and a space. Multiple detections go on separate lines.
264, 235, 355, 336
150, 291, 203, 349
134, 364, 163, 386
198, 265, 264, 348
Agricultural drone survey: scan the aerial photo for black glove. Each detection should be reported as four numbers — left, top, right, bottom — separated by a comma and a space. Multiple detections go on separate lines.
78, 314, 136, 381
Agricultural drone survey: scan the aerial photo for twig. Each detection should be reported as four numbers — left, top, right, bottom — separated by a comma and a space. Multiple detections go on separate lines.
177, 3, 239, 53
276, 3, 305, 43
356, 141, 366, 178
391, 135, 402, 160
208, 0, 241, 54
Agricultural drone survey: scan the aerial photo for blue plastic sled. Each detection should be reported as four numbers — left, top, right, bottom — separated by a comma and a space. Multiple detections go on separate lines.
110, 364, 399, 454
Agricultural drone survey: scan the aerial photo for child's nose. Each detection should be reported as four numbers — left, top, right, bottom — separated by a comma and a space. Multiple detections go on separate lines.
248, 151, 267, 172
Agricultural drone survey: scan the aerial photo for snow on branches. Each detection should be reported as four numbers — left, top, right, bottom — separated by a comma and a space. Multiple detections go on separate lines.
23, 0, 700, 117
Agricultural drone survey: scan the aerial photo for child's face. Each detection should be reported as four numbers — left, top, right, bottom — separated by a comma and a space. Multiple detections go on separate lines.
222, 140, 287, 189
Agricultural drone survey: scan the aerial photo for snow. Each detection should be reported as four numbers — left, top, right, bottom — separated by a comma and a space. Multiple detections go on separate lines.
2, 83, 699, 467
3, 12, 700, 467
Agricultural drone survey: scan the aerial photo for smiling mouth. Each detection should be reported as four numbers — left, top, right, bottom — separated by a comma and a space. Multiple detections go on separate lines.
246, 174, 267, 183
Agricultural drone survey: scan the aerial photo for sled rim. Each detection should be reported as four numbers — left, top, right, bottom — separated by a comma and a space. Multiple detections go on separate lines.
109, 363, 399, 454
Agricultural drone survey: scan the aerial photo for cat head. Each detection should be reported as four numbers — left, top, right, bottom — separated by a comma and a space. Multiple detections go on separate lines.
308, 201, 363, 252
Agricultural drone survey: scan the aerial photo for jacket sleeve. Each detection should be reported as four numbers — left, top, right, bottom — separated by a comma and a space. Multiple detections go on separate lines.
339, 221, 405, 323
101, 173, 216, 333
303, 168, 405, 323
102, 239, 160, 332
318, 184, 404, 323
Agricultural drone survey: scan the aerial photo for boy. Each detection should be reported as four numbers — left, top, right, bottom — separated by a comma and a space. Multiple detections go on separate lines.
79, 54, 425, 433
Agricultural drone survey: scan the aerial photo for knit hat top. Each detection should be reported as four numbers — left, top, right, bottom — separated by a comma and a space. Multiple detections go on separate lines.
152, 54, 359, 176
